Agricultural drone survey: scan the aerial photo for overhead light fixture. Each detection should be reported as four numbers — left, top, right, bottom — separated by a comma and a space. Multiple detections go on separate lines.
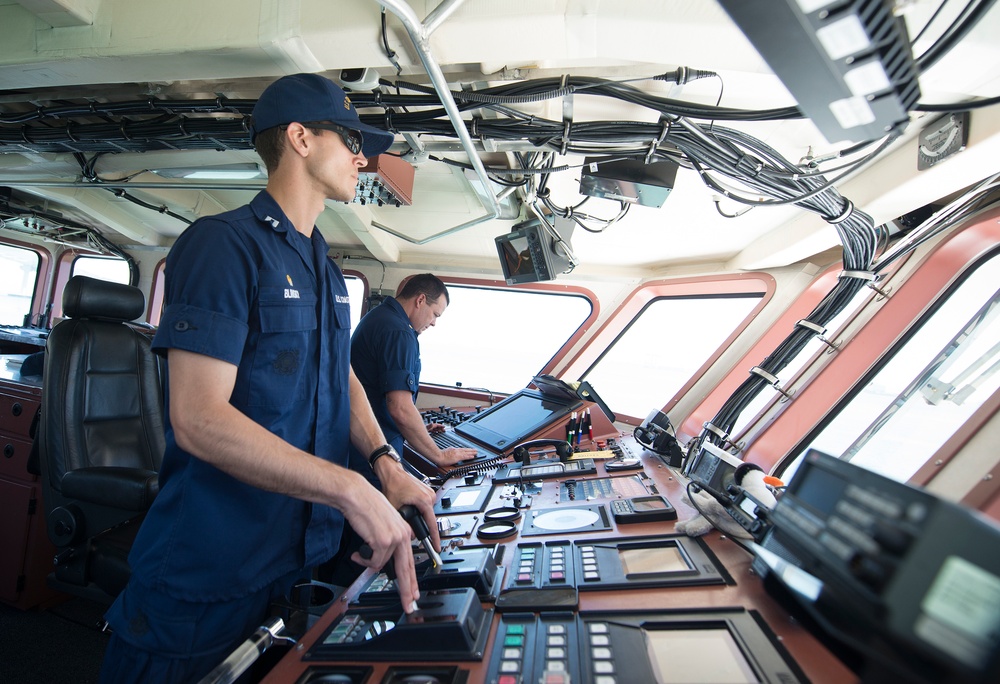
150, 163, 265, 180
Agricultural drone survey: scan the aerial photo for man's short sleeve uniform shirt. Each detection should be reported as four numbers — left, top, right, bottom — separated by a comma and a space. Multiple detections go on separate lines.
131, 191, 352, 602
350, 297, 419, 453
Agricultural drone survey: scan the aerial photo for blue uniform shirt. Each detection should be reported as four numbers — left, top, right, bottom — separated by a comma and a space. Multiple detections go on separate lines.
350, 297, 420, 456
128, 191, 352, 602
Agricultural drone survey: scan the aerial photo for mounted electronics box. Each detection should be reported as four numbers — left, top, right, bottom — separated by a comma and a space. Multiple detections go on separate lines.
355, 154, 414, 207
579, 157, 678, 208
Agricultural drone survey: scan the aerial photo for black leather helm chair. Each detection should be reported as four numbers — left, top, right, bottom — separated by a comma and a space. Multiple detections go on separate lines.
37, 275, 164, 602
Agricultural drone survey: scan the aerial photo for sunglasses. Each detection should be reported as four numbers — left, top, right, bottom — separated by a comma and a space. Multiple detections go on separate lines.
302, 121, 364, 155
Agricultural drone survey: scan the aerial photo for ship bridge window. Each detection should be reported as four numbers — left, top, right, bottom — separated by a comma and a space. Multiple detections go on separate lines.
792, 251, 1000, 484
344, 274, 366, 332
0, 243, 40, 326
418, 284, 593, 395
71, 255, 131, 285
582, 294, 762, 420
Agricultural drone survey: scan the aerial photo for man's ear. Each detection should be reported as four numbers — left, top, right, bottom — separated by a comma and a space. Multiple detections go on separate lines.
285, 123, 312, 158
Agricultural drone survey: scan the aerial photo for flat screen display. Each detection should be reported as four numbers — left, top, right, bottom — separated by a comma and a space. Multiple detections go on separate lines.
619, 544, 691, 575
498, 231, 536, 281
456, 389, 579, 451
791, 461, 847, 516
644, 628, 758, 683
495, 221, 556, 285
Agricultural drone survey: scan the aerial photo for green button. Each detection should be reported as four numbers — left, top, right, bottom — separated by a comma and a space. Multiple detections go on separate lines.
504, 635, 525, 647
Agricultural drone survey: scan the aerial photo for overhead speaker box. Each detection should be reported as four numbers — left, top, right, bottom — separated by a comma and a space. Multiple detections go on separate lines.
579, 157, 678, 208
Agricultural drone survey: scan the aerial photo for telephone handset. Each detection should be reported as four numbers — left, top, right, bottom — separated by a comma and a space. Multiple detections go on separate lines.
633, 409, 684, 467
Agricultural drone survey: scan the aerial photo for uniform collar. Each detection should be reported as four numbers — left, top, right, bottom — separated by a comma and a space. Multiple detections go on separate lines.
250, 190, 331, 274
250, 191, 291, 234
383, 296, 415, 331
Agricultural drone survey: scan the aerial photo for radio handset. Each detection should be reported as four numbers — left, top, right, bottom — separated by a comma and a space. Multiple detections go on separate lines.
633, 409, 683, 467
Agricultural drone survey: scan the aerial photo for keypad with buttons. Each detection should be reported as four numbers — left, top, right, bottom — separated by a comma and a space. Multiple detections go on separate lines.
503, 541, 577, 592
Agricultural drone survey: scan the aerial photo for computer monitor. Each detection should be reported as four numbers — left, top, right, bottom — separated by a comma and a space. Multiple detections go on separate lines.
455, 389, 581, 452
495, 219, 571, 285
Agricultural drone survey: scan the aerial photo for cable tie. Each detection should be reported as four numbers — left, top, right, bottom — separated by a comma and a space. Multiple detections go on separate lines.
839, 270, 876, 281
795, 319, 826, 335
120, 122, 132, 141
826, 199, 854, 224
750, 366, 793, 401
657, 119, 671, 144
750, 366, 779, 385
560, 74, 572, 155
734, 153, 763, 177
795, 319, 838, 351
20, 126, 34, 144
841, 269, 892, 298
702, 421, 729, 442
65, 122, 79, 143
383, 109, 394, 133
645, 139, 658, 165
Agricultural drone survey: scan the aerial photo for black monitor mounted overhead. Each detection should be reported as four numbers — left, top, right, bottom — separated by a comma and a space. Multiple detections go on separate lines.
495, 217, 574, 285
718, 0, 920, 143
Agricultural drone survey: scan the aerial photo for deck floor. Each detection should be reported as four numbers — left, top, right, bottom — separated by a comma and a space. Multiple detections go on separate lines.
0, 596, 109, 683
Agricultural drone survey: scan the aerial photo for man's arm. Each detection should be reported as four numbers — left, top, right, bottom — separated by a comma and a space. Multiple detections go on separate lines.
347, 371, 441, 570
386, 390, 477, 467
167, 349, 421, 610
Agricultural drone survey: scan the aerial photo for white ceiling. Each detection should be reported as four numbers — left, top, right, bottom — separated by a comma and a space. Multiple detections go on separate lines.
1, 0, 999, 279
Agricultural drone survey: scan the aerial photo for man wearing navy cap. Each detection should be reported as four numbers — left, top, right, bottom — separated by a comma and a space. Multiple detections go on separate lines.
100, 73, 437, 684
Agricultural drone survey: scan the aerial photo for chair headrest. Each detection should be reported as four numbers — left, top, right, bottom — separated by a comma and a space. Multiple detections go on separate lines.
63, 275, 145, 322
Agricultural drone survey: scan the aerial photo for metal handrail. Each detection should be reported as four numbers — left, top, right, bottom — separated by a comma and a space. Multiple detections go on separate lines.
374, 0, 503, 245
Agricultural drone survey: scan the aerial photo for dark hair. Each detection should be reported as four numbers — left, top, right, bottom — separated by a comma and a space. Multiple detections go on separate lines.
253, 127, 284, 173
253, 124, 329, 174
398, 273, 449, 305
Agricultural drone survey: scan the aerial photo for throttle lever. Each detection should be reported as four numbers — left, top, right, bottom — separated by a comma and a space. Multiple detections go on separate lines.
399, 504, 443, 568
358, 505, 441, 569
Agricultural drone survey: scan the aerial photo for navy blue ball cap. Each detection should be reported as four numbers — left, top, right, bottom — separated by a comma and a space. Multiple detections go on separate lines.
250, 73, 395, 158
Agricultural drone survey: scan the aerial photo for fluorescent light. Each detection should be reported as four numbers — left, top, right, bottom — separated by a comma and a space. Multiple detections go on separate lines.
151, 163, 264, 180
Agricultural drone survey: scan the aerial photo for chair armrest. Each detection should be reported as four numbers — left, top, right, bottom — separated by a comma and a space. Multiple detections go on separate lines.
61, 466, 159, 512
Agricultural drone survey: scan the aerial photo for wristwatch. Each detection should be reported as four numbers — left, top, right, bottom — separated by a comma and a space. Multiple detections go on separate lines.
368, 444, 401, 470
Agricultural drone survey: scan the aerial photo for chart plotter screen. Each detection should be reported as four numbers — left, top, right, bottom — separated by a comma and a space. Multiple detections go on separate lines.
456, 389, 581, 452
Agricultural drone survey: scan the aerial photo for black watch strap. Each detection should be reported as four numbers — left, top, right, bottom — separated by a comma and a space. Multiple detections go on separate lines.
368, 444, 400, 470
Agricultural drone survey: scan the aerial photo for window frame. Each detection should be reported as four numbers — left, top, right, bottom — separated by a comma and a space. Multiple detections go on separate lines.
560, 273, 775, 425
410, 276, 598, 401
739, 206, 1000, 509
0, 238, 50, 328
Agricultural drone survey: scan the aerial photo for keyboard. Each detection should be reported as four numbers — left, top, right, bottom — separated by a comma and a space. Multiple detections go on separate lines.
430, 431, 492, 460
